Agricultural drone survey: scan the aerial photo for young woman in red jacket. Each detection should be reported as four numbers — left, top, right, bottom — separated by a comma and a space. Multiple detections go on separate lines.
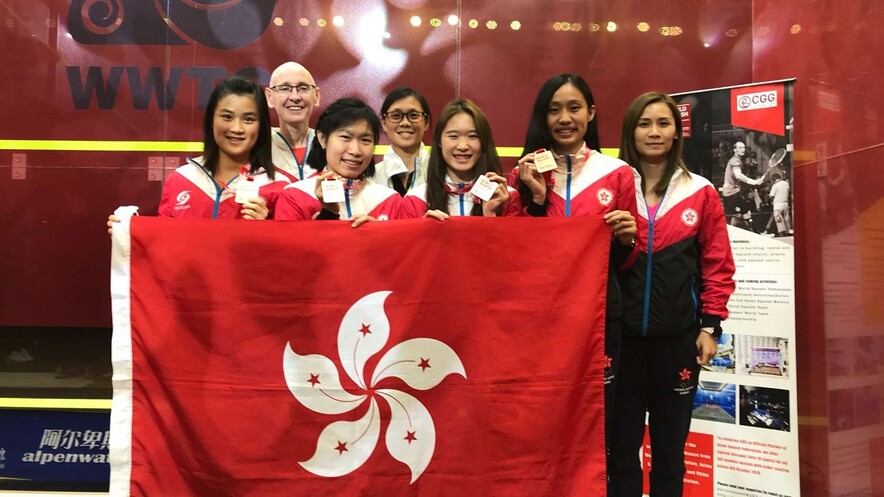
510, 75, 638, 492
108, 76, 286, 232
399, 99, 519, 219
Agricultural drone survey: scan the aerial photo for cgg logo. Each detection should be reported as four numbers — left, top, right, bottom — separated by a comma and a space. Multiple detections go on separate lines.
67, 0, 275, 49
736, 91, 778, 111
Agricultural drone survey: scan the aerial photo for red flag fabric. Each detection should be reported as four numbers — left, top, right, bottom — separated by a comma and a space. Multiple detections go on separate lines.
109, 216, 610, 496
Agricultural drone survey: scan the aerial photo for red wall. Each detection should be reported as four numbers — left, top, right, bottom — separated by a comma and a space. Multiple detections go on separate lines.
750, 1, 884, 495
0, 1, 755, 327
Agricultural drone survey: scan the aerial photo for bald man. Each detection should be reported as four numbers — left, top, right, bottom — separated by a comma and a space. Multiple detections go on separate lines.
265, 62, 322, 182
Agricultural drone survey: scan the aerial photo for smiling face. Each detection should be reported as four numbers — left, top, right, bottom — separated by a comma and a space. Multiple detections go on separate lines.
382, 95, 428, 154
266, 63, 320, 129
546, 83, 596, 155
634, 101, 678, 166
318, 119, 376, 179
213, 94, 260, 165
440, 112, 481, 183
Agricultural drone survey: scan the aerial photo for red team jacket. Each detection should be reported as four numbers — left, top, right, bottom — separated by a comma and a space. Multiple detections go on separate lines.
274, 176, 402, 221
619, 169, 736, 338
543, 146, 635, 220
509, 144, 639, 320
509, 145, 637, 221
158, 158, 289, 219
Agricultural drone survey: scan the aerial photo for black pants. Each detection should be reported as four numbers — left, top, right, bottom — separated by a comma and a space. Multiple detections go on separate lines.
604, 318, 622, 489
609, 333, 700, 497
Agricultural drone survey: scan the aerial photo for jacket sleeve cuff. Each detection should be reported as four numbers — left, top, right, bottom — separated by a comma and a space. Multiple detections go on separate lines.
700, 314, 722, 329
526, 200, 547, 217
700, 314, 723, 339
611, 238, 634, 265
614, 239, 639, 271
316, 207, 341, 220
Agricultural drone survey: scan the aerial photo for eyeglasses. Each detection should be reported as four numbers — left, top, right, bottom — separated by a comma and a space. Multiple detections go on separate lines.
269, 84, 317, 95
383, 110, 428, 123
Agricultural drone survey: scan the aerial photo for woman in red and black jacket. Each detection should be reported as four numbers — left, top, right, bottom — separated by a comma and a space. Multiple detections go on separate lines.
610, 92, 735, 497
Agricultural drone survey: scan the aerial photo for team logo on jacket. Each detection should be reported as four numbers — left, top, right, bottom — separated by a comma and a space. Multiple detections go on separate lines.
603, 355, 614, 385
674, 368, 695, 395
680, 208, 699, 227
174, 190, 191, 210
283, 291, 466, 483
597, 188, 614, 206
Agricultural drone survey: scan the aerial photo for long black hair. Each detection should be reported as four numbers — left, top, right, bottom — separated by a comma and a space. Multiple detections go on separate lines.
202, 75, 275, 179
426, 99, 501, 216
520, 73, 600, 155
305, 98, 381, 178
517, 74, 599, 203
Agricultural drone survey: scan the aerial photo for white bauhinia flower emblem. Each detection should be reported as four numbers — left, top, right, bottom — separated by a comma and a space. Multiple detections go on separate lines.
681, 208, 699, 226
596, 187, 614, 206
282, 291, 467, 483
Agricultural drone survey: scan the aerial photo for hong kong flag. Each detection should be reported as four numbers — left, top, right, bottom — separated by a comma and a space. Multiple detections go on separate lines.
109, 216, 609, 496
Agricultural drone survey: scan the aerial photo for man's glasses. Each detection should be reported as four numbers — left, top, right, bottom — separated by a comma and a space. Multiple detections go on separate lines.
383, 110, 428, 123
269, 84, 317, 95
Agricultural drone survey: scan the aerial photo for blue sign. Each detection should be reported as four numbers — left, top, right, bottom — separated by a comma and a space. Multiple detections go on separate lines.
0, 410, 109, 490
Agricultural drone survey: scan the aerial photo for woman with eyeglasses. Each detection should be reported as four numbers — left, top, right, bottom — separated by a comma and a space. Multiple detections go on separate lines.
372, 87, 432, 196
266, 62, 322, 182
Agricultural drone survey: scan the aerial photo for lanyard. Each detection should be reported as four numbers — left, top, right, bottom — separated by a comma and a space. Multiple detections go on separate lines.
191, 159, 241, 219
564, 155, 573, 217
443, 181, 481, 215
214, 165, 250, 190
344, 179, 354, 218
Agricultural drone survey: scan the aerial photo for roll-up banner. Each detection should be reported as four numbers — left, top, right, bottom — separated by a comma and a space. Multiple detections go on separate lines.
661, 80, 799, 497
